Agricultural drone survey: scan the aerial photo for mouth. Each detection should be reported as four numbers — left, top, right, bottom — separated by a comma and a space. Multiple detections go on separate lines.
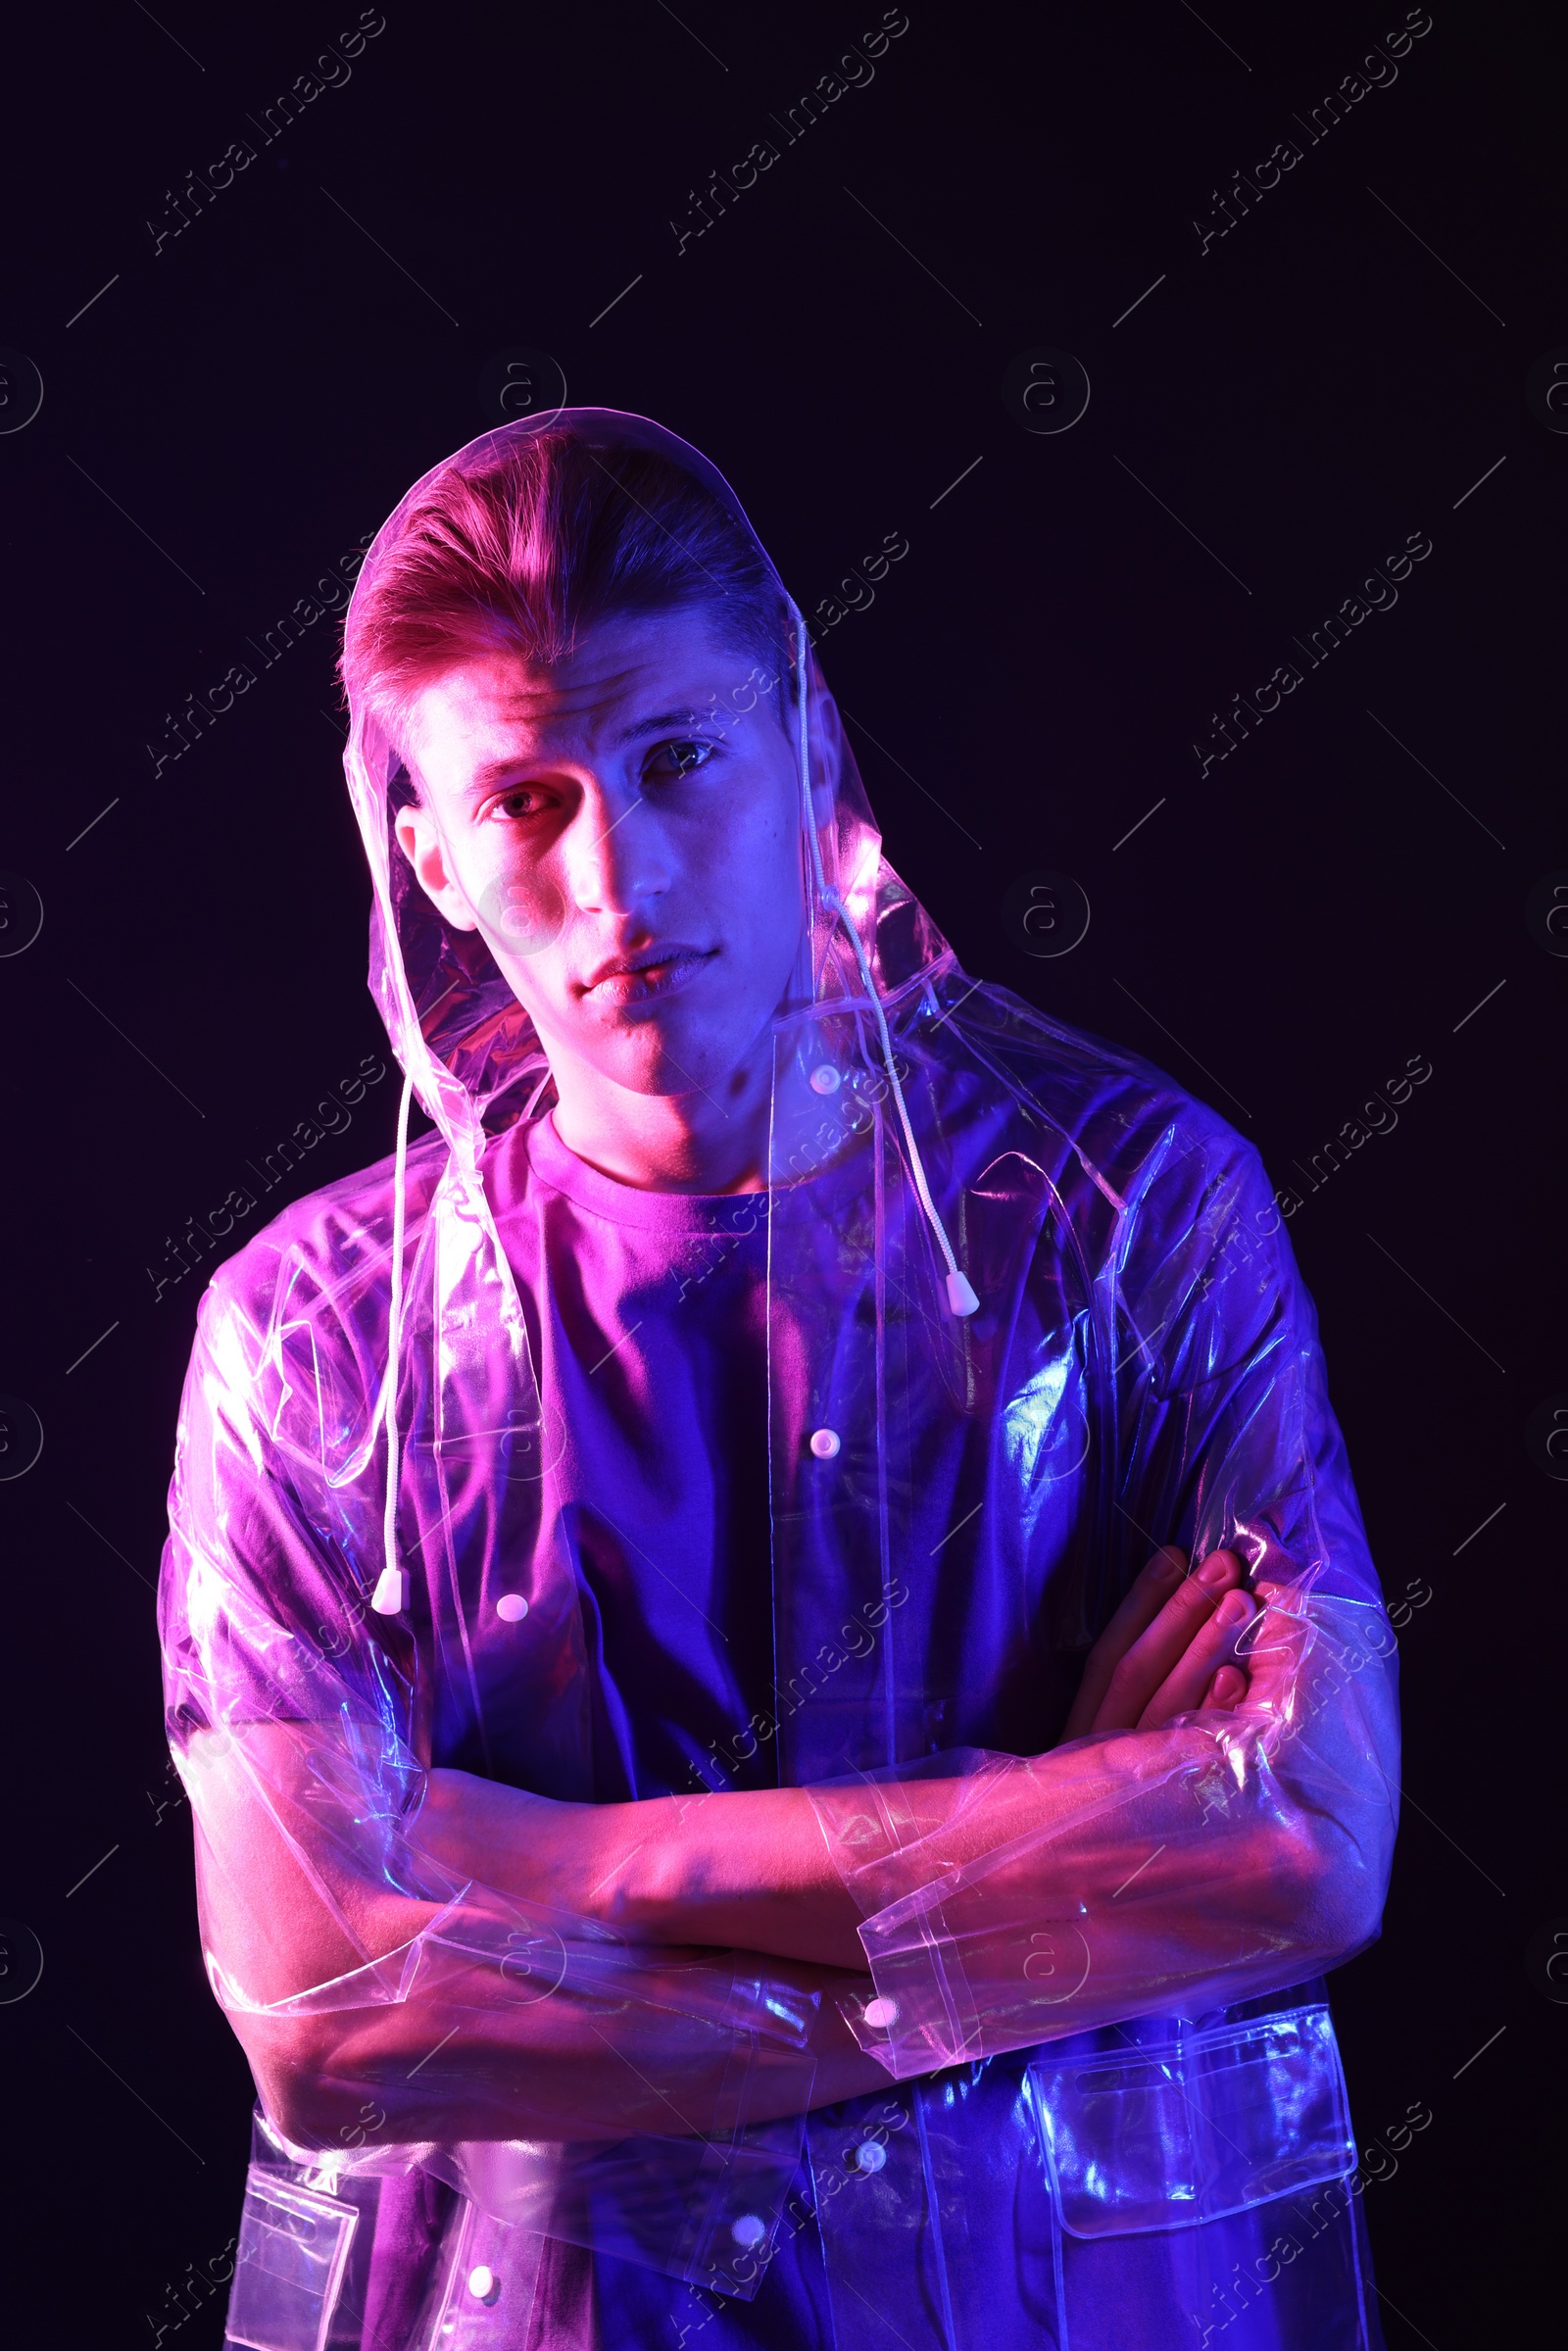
578, 944, 717, 1005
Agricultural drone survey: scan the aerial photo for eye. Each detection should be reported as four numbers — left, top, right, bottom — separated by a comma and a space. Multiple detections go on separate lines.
486, 784, 548, 822
644, 737, 714, 781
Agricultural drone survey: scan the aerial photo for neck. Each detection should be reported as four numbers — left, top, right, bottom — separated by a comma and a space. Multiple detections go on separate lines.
549, 1040, 774, 1194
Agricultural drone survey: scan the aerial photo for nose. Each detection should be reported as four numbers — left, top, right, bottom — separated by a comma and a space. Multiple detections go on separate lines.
560, 775, 671, 914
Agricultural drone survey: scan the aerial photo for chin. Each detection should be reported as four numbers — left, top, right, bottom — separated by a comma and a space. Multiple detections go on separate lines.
608, 1017, 745, 1101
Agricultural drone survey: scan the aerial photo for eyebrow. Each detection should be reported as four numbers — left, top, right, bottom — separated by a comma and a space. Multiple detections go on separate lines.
612, 706, 728, 747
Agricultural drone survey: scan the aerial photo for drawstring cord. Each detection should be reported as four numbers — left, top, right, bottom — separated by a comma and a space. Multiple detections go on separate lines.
371, 1067, 416, 1614
792, 614, 978, 1320
795, 613, 829, 908
822, 883, 978, 1318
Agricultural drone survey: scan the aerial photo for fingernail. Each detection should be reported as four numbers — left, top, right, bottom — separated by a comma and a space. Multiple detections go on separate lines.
1213, 1667, 1246, 1703
1152, 1550, 1184, 1585
1214, 1589, 1251, 1628
1199, 1554, 1233, 1589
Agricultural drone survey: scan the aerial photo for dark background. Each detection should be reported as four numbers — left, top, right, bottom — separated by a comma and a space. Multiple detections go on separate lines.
1, 1, 1561, 2342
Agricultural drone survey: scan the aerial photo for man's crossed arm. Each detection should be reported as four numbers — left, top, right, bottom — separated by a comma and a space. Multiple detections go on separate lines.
416, 1545, 1256, 1973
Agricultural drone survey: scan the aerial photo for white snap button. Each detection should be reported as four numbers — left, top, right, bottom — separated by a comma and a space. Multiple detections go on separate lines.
849, 2139, 888, 2174
496, 1593, 529, 1623
862, 1996, 899, 2030
731, 2213, 766, 2248
466, 2265, 500, 2302
808, 1428, 841, 1459
809, 1064, 842, 1095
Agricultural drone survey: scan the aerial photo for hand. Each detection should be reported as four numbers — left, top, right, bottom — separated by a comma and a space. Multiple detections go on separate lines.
1059, 1546, 1254, 1741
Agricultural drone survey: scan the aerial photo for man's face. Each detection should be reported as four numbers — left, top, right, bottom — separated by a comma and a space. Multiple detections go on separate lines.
395, 610, 806, 1105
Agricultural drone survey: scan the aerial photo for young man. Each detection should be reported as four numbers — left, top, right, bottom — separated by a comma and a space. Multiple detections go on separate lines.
160, 413, 1399, 2350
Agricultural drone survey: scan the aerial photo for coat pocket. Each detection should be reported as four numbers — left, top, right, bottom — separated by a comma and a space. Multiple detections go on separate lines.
223, 2166, 360, 2351
1029, 2002, 1354, 2239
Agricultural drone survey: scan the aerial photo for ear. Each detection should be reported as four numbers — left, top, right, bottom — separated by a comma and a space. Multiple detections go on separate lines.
393, 804, 479, 932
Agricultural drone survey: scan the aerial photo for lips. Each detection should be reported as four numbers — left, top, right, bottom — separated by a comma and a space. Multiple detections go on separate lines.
579, 944, 715, 1004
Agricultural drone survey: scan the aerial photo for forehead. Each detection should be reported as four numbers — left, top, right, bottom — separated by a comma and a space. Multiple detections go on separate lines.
404, 609, 766, 774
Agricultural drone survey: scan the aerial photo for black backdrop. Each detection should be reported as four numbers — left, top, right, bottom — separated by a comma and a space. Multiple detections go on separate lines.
1, 3, 1561, 2343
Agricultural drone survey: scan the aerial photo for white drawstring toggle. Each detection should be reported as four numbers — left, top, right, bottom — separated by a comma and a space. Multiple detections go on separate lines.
371, 1565, 408, 1615
946, 1270, 980, 1317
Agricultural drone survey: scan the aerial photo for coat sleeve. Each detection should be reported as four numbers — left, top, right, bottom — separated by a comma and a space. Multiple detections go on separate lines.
811, 1114, 1401, 2079
159, 1234, 818, 2294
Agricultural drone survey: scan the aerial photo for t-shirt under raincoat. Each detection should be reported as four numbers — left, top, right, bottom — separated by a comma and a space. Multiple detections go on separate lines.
158, 412, 1400, 2351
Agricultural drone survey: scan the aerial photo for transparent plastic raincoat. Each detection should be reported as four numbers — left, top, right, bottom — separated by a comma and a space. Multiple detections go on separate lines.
159, 413, 1400, 2351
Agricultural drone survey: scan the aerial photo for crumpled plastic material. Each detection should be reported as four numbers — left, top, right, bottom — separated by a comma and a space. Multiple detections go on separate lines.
159, 410, 1399, 2348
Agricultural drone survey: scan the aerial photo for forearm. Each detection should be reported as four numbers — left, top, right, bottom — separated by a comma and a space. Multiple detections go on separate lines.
839, 1599, 1400, 2074
189, 1727, 883, 2150
233, 1942, 883, 2150
845, 1740, 1368, 2077
417, 1769, 870, 1972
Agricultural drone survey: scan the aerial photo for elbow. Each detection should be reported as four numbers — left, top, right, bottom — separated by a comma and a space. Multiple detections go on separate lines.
235, 2016, 362, 2153
1283, 1810, 1394, 1966
1254, 1693, 1399, 1964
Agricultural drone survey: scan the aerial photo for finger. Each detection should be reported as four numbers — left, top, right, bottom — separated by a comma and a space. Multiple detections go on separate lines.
1062, 1547, 1186, 1739
1088, 1550, 1245, 1734
1215, 1583, 1300, 1714
1137, 1587, 1254, 1729
1061, 1548, 1186, 1740
1200, 1664, 1249, 1711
